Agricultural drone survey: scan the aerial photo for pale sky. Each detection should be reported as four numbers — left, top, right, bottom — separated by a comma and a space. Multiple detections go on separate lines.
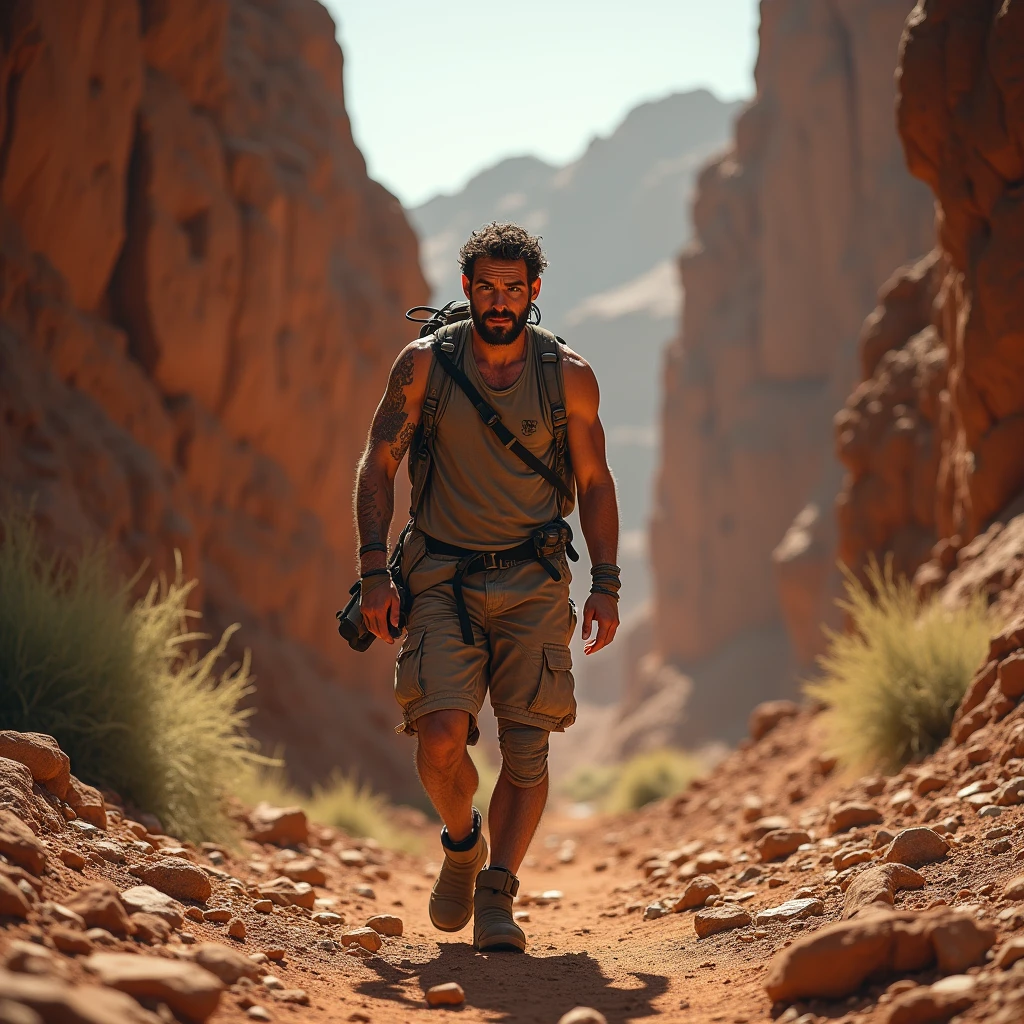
323, 0, 760, 208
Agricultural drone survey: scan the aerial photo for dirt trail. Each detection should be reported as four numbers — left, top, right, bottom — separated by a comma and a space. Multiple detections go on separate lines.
5, 694, 1024, 1024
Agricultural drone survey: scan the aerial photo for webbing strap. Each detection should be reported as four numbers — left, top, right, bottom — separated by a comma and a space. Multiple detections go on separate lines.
431, 344, 575, 504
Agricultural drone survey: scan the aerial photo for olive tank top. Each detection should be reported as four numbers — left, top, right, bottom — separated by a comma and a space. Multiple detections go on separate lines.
417, 327, 575, 548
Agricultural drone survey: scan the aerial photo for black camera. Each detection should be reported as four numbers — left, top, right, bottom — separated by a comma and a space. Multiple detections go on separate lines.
336, 580, 405, 651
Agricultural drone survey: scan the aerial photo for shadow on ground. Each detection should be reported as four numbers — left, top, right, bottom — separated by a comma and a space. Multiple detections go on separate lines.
355, 942, 669, 1023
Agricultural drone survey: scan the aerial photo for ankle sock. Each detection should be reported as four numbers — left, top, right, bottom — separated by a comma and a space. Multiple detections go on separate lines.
441, 807, 481, 852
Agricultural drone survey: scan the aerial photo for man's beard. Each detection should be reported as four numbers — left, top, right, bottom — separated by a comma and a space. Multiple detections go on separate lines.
470, 301, 531, 346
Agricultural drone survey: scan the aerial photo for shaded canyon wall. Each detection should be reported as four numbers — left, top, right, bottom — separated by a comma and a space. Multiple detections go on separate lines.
0, 0, 428, 798
632, 0, 935, 751
824, 0, 1024, 606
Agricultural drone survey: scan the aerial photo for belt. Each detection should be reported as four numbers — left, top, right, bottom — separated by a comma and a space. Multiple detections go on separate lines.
422, 532, 563, 644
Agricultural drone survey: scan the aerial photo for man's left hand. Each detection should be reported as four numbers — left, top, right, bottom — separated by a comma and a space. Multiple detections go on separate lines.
581, 592, 619, 655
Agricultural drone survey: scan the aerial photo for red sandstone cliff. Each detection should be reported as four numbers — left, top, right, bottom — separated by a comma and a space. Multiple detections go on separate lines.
0, 0, 428, 798
821, 0, 1024, 616
636, 0, 934, 747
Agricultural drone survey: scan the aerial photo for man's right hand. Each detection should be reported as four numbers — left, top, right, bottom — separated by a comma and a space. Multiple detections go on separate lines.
361, 579, 402, 644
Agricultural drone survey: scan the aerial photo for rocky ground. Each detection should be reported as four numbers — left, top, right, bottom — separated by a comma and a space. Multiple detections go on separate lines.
4, 614, 1024, 1024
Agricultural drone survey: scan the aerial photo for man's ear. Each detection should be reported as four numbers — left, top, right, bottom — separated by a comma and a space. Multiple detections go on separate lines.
531, 277, 542, 301
461, 273, 471, 300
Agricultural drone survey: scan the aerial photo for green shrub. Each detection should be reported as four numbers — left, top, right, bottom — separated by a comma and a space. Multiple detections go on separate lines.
0, 507, 258, 843
561, 748, 701, 812
807, 559, 995, 773
238, 765, 420, 853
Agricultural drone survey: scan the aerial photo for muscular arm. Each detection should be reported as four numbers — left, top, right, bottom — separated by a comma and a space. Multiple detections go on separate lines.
353, 341, 431, 640
562, 349, 620, 654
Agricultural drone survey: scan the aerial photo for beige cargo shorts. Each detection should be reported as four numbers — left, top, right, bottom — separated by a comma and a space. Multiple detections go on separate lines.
393, 527, 577, 742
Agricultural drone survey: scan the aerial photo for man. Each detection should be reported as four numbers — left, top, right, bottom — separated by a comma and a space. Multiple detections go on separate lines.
353, 222, 619, 952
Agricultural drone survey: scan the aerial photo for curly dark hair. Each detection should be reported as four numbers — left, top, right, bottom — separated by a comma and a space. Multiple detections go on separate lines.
459, 222, 548, 283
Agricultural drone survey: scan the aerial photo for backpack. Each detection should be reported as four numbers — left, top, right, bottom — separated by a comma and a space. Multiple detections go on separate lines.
404, 301, 574, 519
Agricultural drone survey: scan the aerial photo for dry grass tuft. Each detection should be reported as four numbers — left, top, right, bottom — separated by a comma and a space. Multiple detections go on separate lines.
562, 747, 702, 812
0, 507, 260, 843
807, 559, 995, 773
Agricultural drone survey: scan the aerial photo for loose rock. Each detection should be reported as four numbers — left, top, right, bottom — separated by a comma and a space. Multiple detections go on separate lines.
65, 778, 106, 829
247, 804, 309, 847
130, 913, 171, 945
764, 910, 994, 1003
1002, 875, 1024, 900
995, 938, 1024, 969
49, 927, 94, 956
757, 829, 811, 863
132, 859, 212, 903
828, 803, 884, 834
227, 917, 246, 939
365, 914, 403, 937
843, 864, 926, 919
281, 858, 326, 886
58, 849, 86, 872
885, 975, 976, 1024
65, 882, 134, 936
118, 885, 184, 928
258, 877, 316, 910
755, 899, 824, 925
0, 877, 31, 919
425, 982, 465, 1007
85, 952, 224, 1022
882, 828, 950, 868
694, 905, 751, 938
189, 943, 261, 984
0, 969, 162, 1024
0, 733, 70, 800
676, 875, 721, 911
341, 928, 382, 953
0, 812, 47, 876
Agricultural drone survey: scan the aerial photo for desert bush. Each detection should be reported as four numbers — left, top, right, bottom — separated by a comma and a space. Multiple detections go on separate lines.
0, 507, 258, 842
807, 559, 994, 772
562, 748, 701, 812
239, 764, 420, 853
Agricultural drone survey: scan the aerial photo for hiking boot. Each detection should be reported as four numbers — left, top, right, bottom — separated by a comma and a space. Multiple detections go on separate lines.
429, 808, 487, 932
474, 867, 525, 952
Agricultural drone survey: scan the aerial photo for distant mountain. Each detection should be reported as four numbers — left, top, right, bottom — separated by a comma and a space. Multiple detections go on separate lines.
410, 89, 742, 701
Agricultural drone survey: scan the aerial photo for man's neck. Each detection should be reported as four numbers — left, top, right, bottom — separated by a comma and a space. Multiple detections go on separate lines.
470, 326, 529, 371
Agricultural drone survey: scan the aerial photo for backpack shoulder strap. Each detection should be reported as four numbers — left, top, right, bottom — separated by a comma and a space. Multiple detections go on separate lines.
531, 327, 571, 487
429, 333, 574, 504
419, 321, 466, 443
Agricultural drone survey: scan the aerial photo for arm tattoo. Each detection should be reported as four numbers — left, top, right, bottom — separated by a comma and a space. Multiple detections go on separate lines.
355, 478, 393, 548
371, 351, 414, 447
390, 421, 416, 461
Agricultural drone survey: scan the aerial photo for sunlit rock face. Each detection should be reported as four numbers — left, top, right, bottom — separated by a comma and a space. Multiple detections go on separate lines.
819, 0, 1024, 613
0, 0, 428, 798
640, 0, 934, 745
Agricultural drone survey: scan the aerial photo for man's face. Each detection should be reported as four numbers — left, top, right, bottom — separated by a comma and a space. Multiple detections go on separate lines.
462, 257, 542, 347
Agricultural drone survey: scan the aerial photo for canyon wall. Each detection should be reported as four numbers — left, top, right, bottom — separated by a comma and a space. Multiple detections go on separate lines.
0, 0, 428, 798
829, 0, 1024, 599
637, 0, 935, 747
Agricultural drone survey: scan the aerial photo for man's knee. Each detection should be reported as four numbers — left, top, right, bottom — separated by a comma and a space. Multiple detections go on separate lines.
498, 720, 549, 788
416, 710, 471, 769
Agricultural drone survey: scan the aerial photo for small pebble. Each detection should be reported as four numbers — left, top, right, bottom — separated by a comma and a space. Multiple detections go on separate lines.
228, 917, 246, 939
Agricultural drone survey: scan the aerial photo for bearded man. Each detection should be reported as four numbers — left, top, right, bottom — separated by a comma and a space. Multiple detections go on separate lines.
353, 222, 620, 952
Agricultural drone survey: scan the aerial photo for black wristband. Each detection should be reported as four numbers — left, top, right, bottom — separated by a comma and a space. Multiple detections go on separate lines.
359, 542, 388, 556
591, 585, 620, 600
591, 562, 621, 575
360, 567, 391, 580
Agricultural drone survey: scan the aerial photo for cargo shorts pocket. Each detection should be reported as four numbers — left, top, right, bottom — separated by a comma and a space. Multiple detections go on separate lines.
394, 626, 425, 707
527, 643, 577, 728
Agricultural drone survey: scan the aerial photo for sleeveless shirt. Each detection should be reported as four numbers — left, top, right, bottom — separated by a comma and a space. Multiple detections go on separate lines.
417, 327, 575, 549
